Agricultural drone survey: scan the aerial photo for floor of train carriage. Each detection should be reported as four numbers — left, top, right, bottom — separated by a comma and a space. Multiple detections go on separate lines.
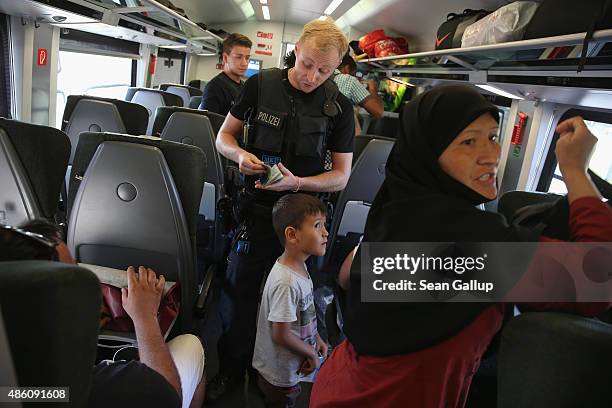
199, 276, 313, 408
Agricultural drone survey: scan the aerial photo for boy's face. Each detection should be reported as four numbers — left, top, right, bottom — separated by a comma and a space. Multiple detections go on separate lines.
223, 45, 251, 78
293, 213, 328, 257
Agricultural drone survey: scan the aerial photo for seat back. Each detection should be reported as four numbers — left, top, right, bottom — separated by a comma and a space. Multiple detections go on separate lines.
125, 88, 183, 135
189, 96, 202, 109
62, 95, 149, 138
67, 132, 205, 330
188, 79, 206, 91
498, 190, 563, 223
159, 84, 203, 108
353, 134, 395, 166
152, 106, 227, 167
63, 97, 131, 164
196, 109, 225, 135
325, 139, 394, 268
0, 261, 100, 408
155, 107, 226, 263
0, 306, 20, 408
370, 116, 400, 139
0, 118, 69, 226
60, 96, 149, 202
498, 312, 612, 408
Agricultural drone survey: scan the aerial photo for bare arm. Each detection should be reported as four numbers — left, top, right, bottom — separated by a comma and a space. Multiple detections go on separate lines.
272, 322, 319, 374
301, 152, 352, 192
122, 266, 182, 403
216, 112, 266, 175
555, 116, 602, 204
359, 80, 383, 119
256, 152, 352, 193
360, 97, 384, 119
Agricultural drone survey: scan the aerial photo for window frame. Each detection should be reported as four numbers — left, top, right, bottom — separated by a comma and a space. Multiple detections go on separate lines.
536, 108, 612, 192
156, 47, 186, 85
0, 13, 12, 118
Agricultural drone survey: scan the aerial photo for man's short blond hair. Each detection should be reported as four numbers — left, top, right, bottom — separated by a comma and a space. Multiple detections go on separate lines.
297, 18, 349, 61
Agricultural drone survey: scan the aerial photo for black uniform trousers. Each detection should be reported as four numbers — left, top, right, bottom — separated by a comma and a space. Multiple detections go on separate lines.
217, 202, 283, 378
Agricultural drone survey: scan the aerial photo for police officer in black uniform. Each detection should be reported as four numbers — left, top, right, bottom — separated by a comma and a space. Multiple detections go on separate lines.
199, 33, 252, 115
207, 18, 354, 402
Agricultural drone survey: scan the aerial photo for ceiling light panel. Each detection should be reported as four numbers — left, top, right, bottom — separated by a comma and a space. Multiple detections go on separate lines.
476, 84, 524, 100
324, 0, 344, 15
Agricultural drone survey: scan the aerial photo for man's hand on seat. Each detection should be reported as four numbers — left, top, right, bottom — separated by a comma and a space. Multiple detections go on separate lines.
121, 266, 165, 326
122, 266, 183, 403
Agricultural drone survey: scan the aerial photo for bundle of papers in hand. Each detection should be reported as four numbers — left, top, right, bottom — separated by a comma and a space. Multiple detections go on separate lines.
262, 163, 284, 187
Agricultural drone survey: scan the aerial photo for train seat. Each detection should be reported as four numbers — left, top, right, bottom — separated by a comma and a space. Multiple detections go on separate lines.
189, 96, 202, 109
0, 118, 69, 226
325, 138, 394, 272
153, 107, 229, 314
498, 312, 612, 407
62, 95, 148, 164
153, 108, 227, 259
353, 134, 395, 167
67, 132, 206, 332
159, 84, 203, 108
125, 88, 183, 135
0, 261, 100, 407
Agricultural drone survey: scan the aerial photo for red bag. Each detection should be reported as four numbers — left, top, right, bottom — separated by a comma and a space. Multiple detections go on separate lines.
374, 39, 402, 58
391, 37, 410, 53
80, 263, 180, 338
100, 282, 180, 337
358, 30, 388, 58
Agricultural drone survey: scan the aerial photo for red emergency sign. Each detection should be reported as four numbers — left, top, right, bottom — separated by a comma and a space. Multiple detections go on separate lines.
37, 48, 47, 66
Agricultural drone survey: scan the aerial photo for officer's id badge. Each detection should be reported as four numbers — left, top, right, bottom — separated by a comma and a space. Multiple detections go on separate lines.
253, 108, 285, 130
260, 155, 282, 185
261, 155, 281, 166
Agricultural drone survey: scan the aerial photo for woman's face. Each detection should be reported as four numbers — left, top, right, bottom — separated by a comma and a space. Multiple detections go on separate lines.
438, 113, 501, 199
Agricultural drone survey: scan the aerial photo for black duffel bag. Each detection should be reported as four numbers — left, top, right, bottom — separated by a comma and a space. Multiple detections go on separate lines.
524, 0, 612, 40
435, 9, 490, 50
523, 0, 612, 71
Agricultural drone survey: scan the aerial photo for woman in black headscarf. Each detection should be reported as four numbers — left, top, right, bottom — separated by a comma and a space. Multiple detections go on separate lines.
310, 85, 612, 407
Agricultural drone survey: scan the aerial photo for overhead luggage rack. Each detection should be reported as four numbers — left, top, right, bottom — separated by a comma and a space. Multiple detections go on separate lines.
73, 0, 222, 52
0, 0, 222, 53
359, 29, 612, 75
359, 29, 612, 104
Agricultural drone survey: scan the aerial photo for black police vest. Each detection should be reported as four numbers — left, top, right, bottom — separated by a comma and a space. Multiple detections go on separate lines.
243, 68, 340, 202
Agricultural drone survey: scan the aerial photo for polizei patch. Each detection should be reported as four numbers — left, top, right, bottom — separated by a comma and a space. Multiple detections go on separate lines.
254, 108, 285, 129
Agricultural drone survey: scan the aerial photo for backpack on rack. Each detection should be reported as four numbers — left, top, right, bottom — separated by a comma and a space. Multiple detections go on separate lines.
523, 0, 612, 40
523, 0, 612, 71
435, 9, 490, 50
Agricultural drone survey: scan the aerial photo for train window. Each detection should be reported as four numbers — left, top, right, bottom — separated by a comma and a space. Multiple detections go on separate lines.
537, 110, 612, 194
55, 51, 133, 128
